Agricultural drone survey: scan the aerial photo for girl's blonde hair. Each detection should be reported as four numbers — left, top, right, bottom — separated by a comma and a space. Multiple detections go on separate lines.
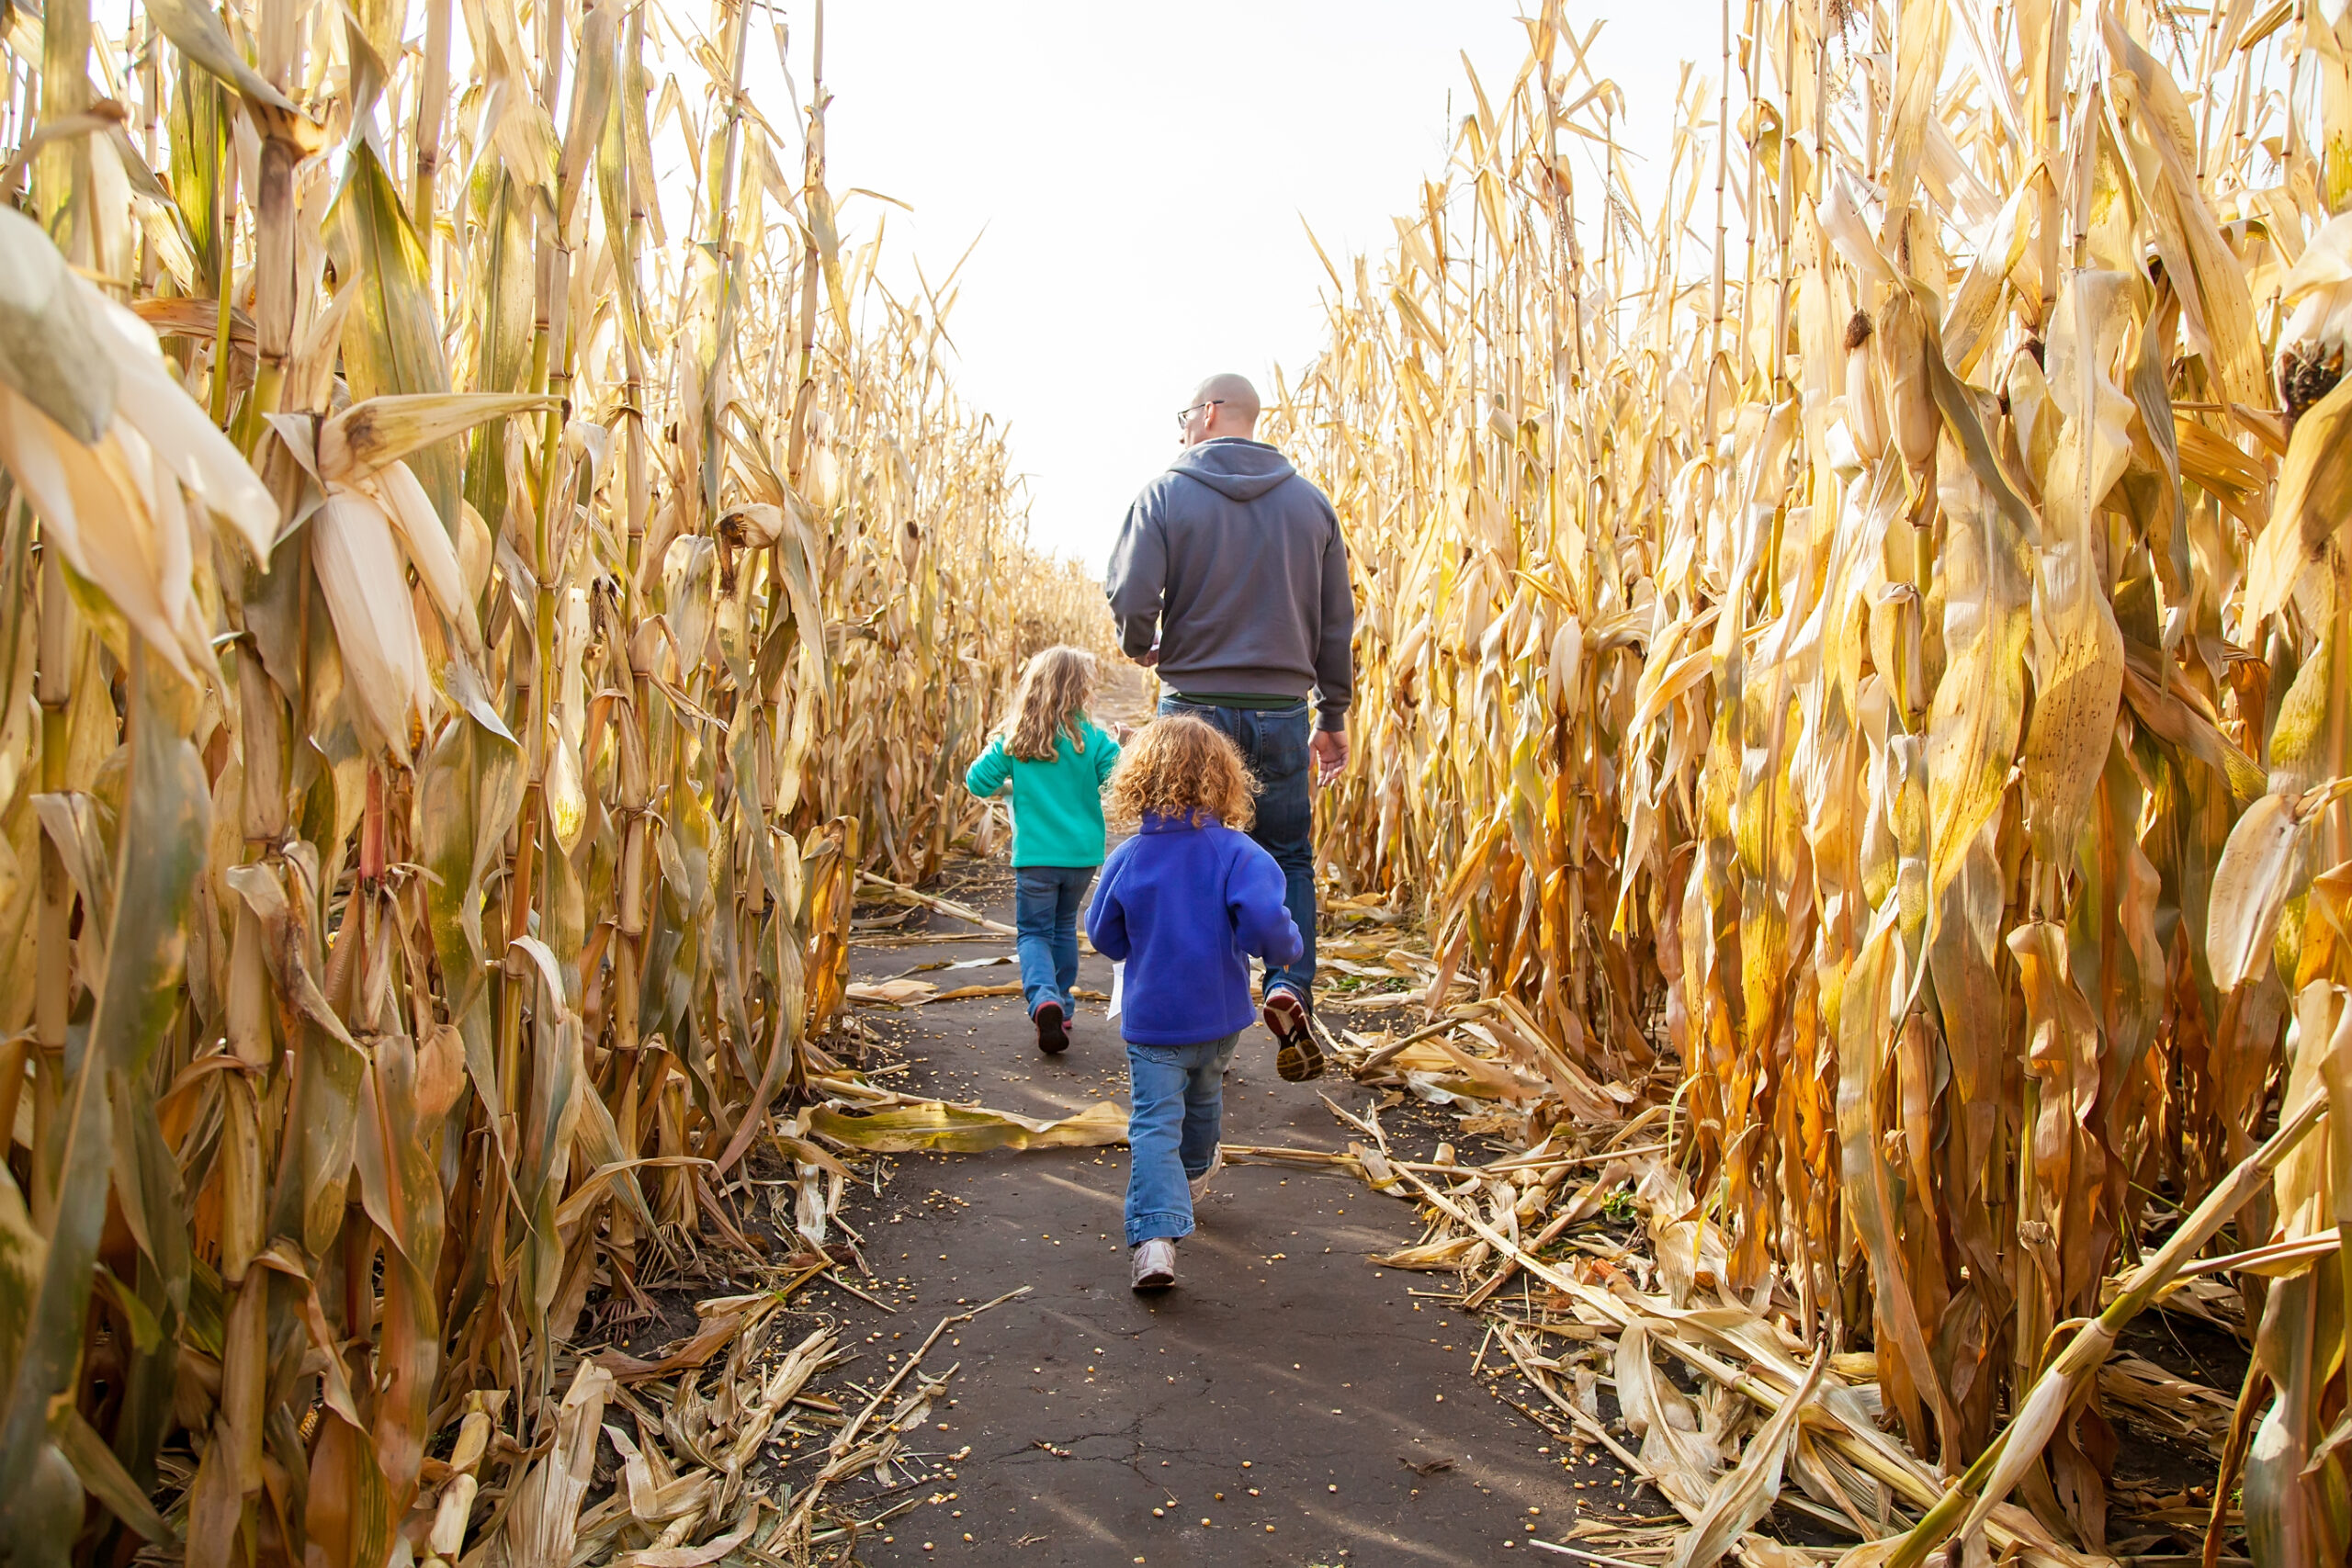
1002, 646, 1098, 761
1106, 715, 1259, 830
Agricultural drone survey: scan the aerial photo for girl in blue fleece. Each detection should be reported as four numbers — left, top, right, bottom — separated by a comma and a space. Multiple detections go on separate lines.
1086, 716, 1304, 1291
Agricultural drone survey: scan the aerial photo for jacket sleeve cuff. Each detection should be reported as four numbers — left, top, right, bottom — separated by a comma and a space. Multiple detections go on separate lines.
1314, 706, 1348, 733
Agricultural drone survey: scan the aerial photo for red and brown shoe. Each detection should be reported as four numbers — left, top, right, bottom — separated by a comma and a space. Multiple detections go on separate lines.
1262, 988, 1322, 1081
1034, 1002, 1069, 1055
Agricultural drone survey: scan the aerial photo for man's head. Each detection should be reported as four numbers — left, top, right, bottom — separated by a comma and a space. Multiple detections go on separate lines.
1178, 373, 1261, 446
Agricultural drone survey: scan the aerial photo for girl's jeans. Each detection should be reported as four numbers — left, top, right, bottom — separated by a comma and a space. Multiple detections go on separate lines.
1124, 1032, 1238, 1247
1014, 866, 1095, 1016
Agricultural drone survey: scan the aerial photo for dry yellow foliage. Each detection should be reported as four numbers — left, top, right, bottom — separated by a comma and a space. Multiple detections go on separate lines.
1271, 1, 2352, 1561
0, 0, 1098, 1562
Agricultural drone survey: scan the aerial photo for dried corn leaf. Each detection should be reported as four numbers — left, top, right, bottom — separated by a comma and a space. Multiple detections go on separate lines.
1666, 1348, 1830, 1568
809, 1098, 1128, 1154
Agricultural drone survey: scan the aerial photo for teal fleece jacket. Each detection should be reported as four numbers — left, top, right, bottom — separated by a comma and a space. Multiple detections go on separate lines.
964, 719, 1120, 868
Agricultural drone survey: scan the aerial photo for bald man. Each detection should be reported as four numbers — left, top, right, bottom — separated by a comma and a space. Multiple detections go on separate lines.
1103, 374, 1356, 1083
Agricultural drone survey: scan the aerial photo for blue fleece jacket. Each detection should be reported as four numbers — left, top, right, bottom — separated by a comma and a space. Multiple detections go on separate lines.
1085, 812, 1305, 1046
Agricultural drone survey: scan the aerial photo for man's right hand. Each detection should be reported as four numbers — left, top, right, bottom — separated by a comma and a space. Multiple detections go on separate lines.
1311, 727, 1349, 785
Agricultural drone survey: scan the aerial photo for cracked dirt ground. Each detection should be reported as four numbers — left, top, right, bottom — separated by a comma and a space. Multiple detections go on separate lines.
820, 872, 1637, 1567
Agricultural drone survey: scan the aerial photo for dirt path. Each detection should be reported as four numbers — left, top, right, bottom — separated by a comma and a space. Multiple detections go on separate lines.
814, 868, 1640, 1566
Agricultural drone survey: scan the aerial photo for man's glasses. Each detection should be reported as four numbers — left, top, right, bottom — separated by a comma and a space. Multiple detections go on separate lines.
1175, 399, 1226, 430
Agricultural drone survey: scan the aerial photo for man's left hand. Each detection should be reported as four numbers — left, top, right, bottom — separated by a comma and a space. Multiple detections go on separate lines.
1311, 728, 1350, 786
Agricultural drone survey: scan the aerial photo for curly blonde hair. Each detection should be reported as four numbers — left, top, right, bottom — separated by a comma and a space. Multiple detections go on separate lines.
1106, 715, 1258, 830
1002, 646, 1098, 762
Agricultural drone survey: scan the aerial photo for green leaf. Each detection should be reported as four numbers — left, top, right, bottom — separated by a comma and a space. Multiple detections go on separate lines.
0, 655, 203, 1560
165, 62, 232, 293
93, 649, 206, 1047
460, 168, 536, 531
328, 141, 458, 525
414, 688, 524, 1024
0, 206, 115, 444
558, 0, 620, 235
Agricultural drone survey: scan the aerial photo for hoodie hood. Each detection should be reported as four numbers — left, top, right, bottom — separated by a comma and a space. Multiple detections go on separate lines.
1167, 438, 1296, 502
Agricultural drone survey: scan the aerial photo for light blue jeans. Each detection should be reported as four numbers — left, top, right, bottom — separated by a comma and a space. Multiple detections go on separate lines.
1015, 865, 1095, 1017
1124, 1032, 1238, 1247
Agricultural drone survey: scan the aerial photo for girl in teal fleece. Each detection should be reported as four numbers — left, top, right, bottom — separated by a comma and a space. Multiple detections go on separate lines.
965, 647, 1121, 1053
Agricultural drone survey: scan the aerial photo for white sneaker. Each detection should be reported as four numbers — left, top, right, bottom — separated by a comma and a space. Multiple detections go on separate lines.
1130, 1238, 1177, 1291
1188, 1147, 1224, 1205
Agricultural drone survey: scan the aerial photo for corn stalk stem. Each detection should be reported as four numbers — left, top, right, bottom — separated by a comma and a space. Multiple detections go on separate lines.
1884, 1090, 2329, 1567
411, 0, 451, 238
28, 549, 70, 1230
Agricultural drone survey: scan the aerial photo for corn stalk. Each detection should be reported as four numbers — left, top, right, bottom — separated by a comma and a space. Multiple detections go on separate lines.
1269, 0, 2352, 1559
0, 0, 1099, 1563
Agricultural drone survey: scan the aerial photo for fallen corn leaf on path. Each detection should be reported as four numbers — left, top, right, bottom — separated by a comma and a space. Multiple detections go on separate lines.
825, 865, 1656, 1566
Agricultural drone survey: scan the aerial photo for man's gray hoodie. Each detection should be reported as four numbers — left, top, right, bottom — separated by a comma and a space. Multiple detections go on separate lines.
1103, 439, 1355, 732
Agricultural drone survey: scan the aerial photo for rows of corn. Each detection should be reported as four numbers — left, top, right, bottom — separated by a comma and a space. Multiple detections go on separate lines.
1272, 0, 2352, 1561
0, 0, 1102, 1562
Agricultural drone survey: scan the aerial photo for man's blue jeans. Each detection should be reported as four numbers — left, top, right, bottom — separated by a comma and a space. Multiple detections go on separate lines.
1125, 1032, 1238, 1246
1157, 696, 1316, 1002
1014, 865, 1094, 1017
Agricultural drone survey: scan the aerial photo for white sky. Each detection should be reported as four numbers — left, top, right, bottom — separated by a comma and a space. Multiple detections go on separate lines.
779, 0, 1718, 572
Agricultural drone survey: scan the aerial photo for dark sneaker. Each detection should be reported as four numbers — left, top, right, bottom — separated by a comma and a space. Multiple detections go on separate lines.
1034, 1002, 1069, 1054
1264, 989, 1322, 1081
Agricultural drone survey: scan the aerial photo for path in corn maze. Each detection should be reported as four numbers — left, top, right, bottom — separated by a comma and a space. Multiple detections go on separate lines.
823, 860, 1662, 1567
